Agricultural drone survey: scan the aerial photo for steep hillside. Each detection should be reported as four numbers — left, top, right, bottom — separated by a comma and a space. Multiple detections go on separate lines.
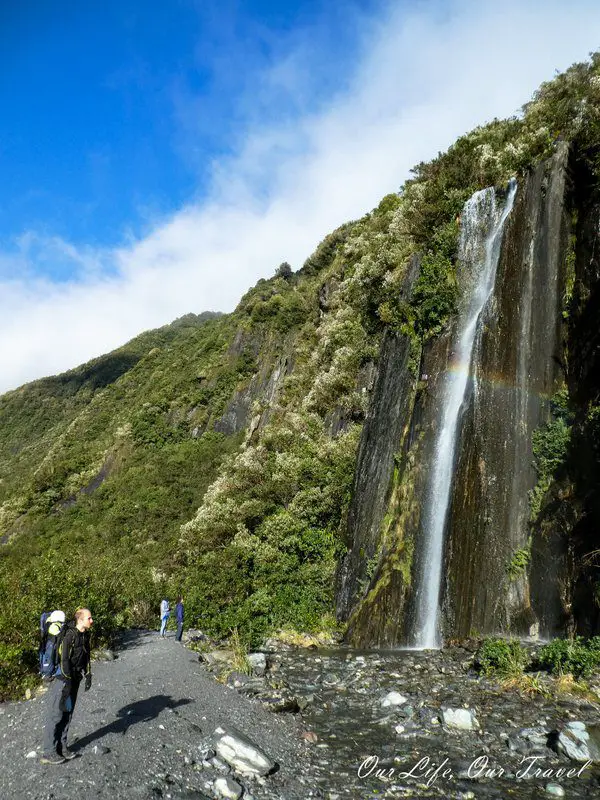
2, 53, 600, 698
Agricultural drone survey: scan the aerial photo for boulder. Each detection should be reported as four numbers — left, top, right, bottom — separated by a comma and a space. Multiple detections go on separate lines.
554, 721, 600, 763
248, 652, 267, 677
213, 776, 243, 800
214, 726, 276, 776
381, 691, 407, 708
545, 785, 565, 798
201, 650, 235, 668
440, 707, 479, 731
183, 629, 209, 644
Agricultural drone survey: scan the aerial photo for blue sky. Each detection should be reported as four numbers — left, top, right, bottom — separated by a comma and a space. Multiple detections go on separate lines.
1, 0, 600, 392
0, 0, 374, 276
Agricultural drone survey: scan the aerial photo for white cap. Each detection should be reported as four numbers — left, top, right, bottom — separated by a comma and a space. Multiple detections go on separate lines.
48, 610, 66, 623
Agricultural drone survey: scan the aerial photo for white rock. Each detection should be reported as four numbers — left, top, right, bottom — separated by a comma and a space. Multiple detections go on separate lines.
214, 776, 243, 800
556, 721, 600, 763
248, 652, 267, 676
545, 784, 565, 798
25, 751, 37, 759
381, 691, 407, 707
440, 707, 479, 731
214, 726, 275, 776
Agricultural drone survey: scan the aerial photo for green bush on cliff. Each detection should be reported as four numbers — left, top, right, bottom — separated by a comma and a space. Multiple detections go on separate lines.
529, 388, 574, 520
410, 221, 460, 338
476, 638, 529, 677
523, 53, 600, 175
178, 414, 360, 645
507, 544, 531, 580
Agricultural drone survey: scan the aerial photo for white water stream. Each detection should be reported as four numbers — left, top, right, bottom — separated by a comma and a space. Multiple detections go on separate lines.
411, 179, 517, 649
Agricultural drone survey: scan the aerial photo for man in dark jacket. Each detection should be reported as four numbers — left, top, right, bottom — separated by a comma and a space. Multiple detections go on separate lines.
175, 596, 184, 642
41, 608, 93, 764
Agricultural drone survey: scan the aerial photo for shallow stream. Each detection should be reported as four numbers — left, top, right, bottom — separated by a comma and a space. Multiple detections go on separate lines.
269, 645, 600, 799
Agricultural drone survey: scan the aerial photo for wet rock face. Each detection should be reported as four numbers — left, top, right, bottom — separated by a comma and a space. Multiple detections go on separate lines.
444, 144, 570, 640
335, 327, 417, 621
335, 256, 421, 641
569, 156, 600, 407
342, 329, 452, 647
545, 149, 600, 640
213, 352, 292, 437
343, 147, 577, 645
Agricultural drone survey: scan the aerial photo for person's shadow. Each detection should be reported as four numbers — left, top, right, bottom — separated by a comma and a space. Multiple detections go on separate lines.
72, 695, 192, 751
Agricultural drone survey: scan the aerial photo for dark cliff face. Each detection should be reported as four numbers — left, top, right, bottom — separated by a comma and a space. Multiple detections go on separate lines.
339, 145, 579, 645
444, 143, 570, 639
341, 330, 452, 646
530, 145, 600, 638
336, 259, 419, 627
568, 152, 600, 637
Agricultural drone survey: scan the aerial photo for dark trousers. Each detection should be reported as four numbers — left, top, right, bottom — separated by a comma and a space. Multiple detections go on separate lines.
176, 621, 183, 641
42, 677, 81, 755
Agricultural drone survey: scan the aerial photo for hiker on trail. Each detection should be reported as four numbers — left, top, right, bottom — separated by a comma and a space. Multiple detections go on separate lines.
175, 596, 184, 642
41, 607, 93, 764
160, 598, 170, 638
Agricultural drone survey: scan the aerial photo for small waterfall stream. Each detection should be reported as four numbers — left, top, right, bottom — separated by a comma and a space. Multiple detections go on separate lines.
411, 180, 517, 648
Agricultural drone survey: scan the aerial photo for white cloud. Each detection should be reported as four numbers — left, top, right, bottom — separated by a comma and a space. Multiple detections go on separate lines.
1, 0, 599, 393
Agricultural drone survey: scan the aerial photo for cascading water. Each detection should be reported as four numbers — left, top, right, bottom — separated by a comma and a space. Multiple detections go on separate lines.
410, 179, 517, 649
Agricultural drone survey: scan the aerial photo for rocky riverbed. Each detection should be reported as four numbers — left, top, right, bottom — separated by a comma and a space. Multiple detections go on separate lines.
200, 637, 600, 799
1, 631, 600, 799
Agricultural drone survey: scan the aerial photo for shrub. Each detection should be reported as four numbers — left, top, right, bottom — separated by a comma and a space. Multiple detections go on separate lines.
275, 262, 293, 280
507, 545, 531, 580
537, 636, 600, 678
0, 643, 39, 701
529, 388, 574, 519
476, 638, 529, 677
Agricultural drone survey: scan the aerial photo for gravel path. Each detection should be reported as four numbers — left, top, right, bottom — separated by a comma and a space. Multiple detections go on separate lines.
0, 631, 309, 800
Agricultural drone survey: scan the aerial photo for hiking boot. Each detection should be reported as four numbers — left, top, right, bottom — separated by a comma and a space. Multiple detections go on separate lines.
40, 752, 65, 765
60, 747, 77, 760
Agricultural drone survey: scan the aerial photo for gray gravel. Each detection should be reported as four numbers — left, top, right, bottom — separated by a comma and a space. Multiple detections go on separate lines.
0, 631, 309, 800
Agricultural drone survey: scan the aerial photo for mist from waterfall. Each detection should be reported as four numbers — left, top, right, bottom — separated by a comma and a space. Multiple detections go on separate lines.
410, 179, 517, 649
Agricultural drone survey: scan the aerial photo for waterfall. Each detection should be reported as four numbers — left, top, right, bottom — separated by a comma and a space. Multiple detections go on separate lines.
411, 179, 517, 649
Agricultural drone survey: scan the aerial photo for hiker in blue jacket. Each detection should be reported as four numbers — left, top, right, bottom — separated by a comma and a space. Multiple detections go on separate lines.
159, 598, 170, 637
175, 596, 184, 642
41, 608, 93, 764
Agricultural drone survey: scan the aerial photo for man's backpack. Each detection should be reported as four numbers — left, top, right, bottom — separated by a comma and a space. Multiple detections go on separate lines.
39, 610, 67, 678
39, 611, 51, 636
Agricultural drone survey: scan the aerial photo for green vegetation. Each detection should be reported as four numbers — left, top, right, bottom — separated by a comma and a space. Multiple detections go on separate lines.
506, 544, 532, 580
529, 388, 574, 520
229, 628, 253, 675
475, 635, 600, 684
537, 636, 600, 678
178, 415, 361, 646
475, 638, 529, 677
